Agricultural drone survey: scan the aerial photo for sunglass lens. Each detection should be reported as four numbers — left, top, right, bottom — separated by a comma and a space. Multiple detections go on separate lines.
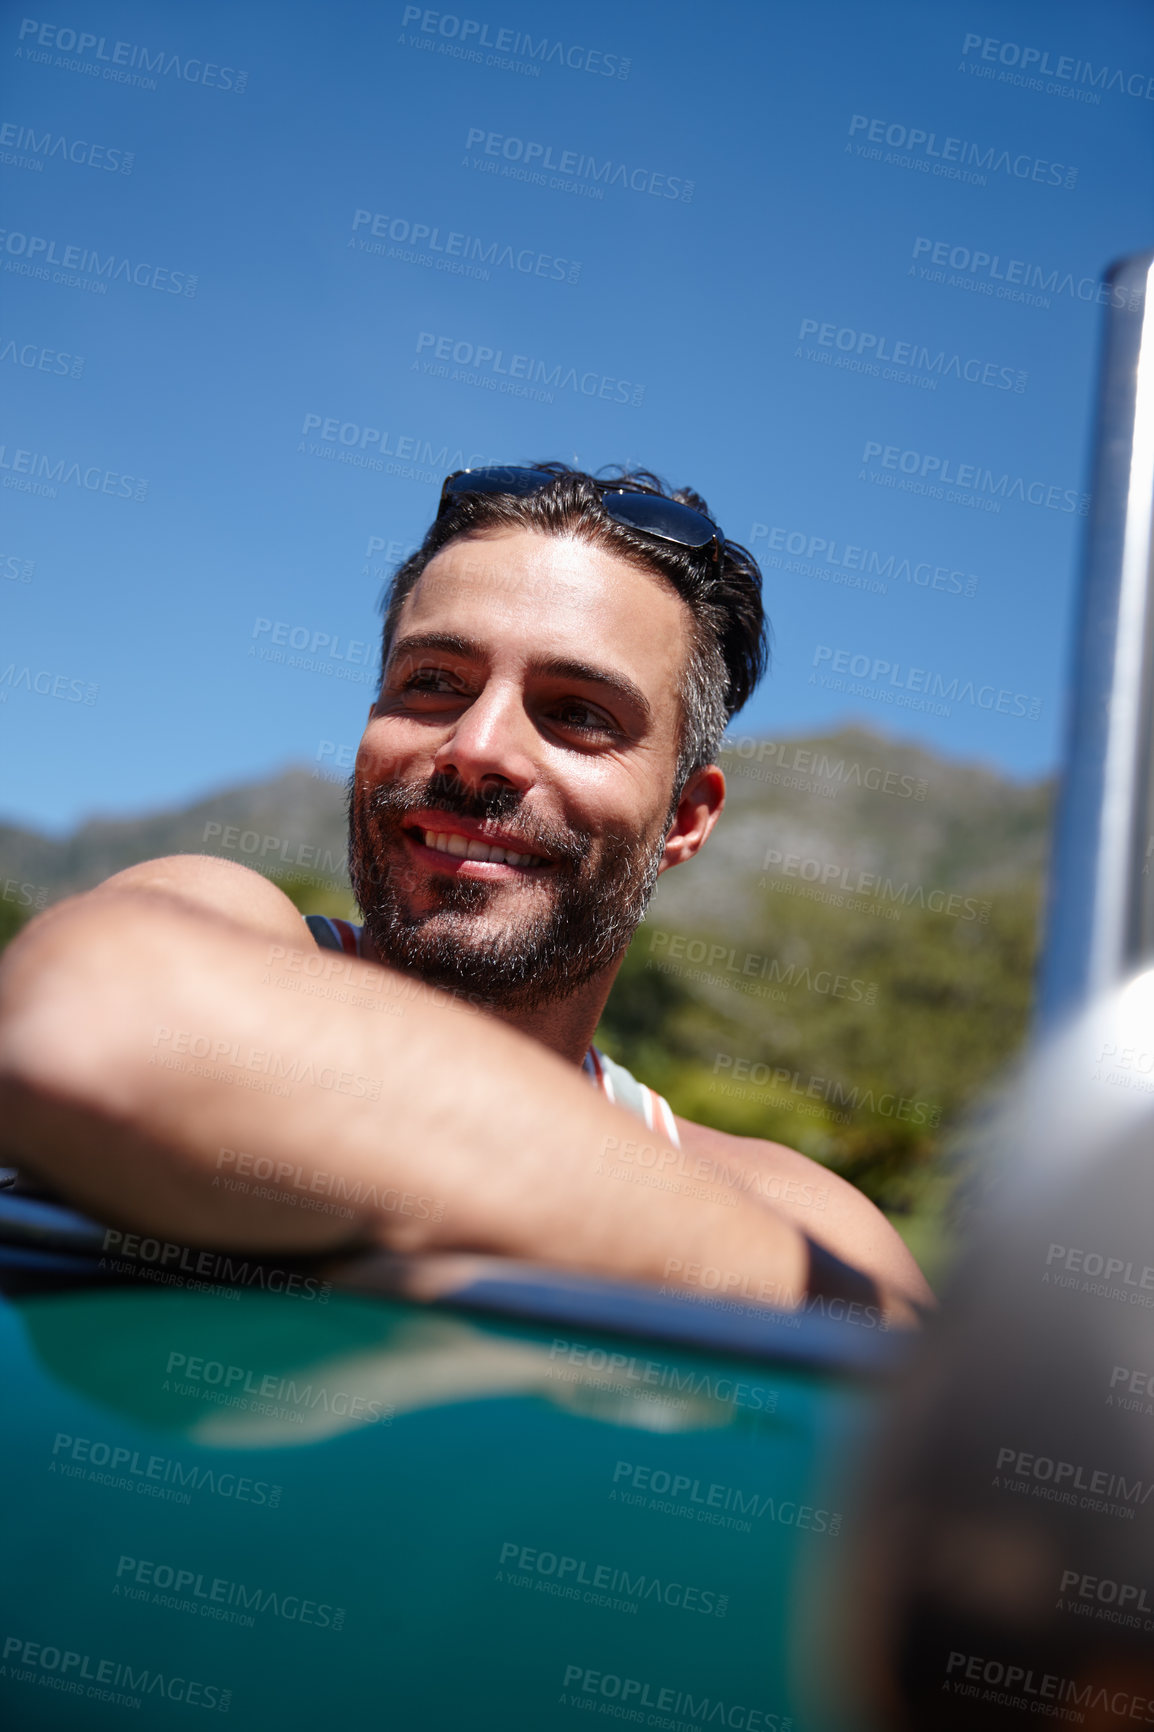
600, 490, 717, 549
445, 466, 556, 498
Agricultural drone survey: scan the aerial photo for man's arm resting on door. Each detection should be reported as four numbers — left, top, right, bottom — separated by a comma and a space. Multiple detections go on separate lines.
0, 856, 926, 1321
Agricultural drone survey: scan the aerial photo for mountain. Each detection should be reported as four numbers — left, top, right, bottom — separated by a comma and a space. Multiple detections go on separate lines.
0, 728, 1053, 1222
655, 725, 1048, 929
614, 729, 1051, 1217
0, 766, 355, 912
0, 726, 1047, 909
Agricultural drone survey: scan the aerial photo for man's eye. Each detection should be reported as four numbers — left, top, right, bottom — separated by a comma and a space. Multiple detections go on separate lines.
553, 701, 613, 733
402, 668, 458, 693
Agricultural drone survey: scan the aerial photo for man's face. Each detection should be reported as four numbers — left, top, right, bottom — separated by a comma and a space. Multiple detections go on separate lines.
348, 527, 697, 1010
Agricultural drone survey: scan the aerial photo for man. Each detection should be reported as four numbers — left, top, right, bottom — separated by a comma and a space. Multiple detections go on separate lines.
0, 465, 930, 1321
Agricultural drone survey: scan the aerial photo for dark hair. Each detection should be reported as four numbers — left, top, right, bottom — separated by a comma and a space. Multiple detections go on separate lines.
377, 463, 770, 796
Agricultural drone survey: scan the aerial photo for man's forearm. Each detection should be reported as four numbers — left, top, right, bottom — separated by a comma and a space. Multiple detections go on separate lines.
0, 892, 806, 1298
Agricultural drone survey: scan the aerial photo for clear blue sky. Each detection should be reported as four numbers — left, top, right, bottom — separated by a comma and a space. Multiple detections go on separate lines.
4, 0, 1153, 831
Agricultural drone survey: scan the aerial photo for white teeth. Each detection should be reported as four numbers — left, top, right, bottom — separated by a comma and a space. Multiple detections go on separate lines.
421, 829, 539, 867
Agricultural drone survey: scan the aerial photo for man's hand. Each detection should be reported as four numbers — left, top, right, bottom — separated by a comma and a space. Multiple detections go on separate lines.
675, 1119, 934, 1325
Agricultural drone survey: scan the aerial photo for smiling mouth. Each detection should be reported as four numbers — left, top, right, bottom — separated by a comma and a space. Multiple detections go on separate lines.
410, 827, 549, 869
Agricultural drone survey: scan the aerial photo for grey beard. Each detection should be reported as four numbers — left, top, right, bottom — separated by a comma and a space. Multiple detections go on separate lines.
346, 773, 666, 1012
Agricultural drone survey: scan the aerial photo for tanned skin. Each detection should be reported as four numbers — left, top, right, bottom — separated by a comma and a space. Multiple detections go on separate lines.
0, 529, 932, 1323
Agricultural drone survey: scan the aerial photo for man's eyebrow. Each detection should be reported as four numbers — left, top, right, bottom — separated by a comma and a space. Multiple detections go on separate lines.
535, 656, 651, 725
388, 631, 481, 666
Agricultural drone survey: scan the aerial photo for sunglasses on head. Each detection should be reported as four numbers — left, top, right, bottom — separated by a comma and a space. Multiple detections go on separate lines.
438, 466, 723, 566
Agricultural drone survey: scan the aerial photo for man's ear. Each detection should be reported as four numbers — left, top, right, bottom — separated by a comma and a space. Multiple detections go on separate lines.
658, 764, 726, 874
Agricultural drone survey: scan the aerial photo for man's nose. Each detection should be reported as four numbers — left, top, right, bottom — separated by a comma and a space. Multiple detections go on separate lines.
433, 682, 538, 793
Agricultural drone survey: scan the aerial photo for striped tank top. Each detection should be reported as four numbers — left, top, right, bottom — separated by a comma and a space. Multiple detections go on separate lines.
305, 914, 681, 1147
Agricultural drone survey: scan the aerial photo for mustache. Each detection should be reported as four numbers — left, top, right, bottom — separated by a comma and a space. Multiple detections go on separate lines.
362, 772, 592, 869
346, 767, 668, 1008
